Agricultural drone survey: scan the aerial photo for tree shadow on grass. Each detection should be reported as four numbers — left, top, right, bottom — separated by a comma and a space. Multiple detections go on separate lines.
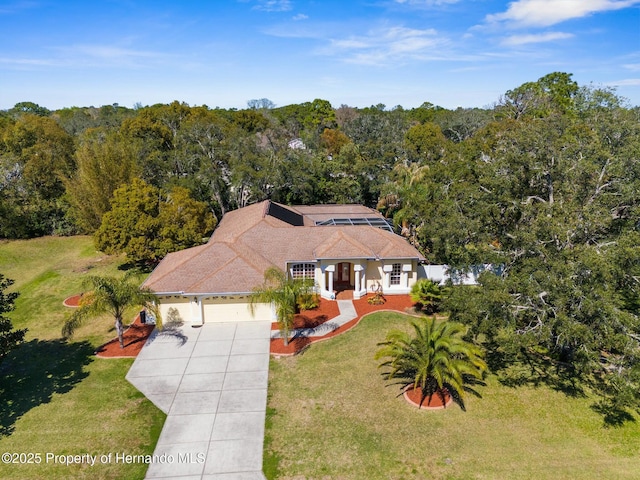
490, 348, 587, 399
591, 401, 636, 427
117, 262, 154, 274
493, 352, 637, 427
591, 401, 637, 428
0, 339, 94, 437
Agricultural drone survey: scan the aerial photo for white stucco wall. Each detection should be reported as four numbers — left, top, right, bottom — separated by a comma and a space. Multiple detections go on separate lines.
158, 296, 191, 324
365, 261, 383, 293
203, 296, 272, 322
157, 295, 272, 325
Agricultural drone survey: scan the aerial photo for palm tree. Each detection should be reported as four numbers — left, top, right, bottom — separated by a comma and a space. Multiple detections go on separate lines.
249, 267, 314, 346
375, 317, 487, 410
62, 274, 159, 349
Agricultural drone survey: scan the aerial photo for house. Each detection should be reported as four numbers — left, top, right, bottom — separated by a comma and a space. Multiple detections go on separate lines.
143, 200, 425, 325
287, 138, 306, 150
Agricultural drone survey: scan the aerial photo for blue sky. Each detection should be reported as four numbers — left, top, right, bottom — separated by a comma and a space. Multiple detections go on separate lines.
1, 0, 639, 110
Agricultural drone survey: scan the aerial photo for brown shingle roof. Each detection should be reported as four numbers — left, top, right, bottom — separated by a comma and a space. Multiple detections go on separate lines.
143, 200, 424, 294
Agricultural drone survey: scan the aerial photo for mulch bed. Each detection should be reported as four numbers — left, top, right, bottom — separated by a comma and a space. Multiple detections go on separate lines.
352, 294, 417, 317
94, 315, 155, 359
270, 294, 418, 356
270, 299, 341, 330
64, 294, 155, 359
63, 294, 83, 308
85, 293, 418, 358
404, 387, 453, 409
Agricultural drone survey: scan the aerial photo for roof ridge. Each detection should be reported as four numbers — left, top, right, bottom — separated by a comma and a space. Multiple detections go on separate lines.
141, 244, 208, 290
213, 200, 270, 243
314, 228, 375, 259
336, 228, 377, 257
186, 247, 254, 292
230, 239, 275, 273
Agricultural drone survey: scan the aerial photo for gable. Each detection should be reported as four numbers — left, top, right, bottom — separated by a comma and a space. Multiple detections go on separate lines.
313, 231, 374, 259
144, 200, 425, 295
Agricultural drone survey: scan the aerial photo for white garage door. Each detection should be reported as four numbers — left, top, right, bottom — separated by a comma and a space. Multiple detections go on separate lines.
202, 297, 272, 323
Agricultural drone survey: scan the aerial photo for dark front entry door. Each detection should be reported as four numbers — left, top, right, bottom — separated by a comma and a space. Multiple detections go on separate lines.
336, 262, 351, 283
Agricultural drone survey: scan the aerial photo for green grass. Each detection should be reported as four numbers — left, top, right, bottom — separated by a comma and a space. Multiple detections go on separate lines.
0, 236, 126, 341
0, 236, 165, 479
265, 311, 640, 480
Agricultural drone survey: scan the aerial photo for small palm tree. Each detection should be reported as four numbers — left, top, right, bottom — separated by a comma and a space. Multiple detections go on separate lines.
375, 317, 487, 410
62, 274, 159, 349
249, 267, 314, 346
410, 278, 444, 314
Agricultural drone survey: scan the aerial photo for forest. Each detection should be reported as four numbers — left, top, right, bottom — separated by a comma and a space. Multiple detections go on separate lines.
2, 71, 640, 416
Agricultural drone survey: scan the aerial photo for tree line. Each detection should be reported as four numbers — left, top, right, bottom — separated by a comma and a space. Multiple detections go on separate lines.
2, 72, 640, 417
0, 93, 492, 244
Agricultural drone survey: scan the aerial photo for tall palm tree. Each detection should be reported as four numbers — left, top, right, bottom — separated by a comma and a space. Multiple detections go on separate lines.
62, 274, 159, 349
375, 317, 487, 410
249, 267, 314, 346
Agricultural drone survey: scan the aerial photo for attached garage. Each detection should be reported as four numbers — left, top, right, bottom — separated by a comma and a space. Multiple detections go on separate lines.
157, 295, 273, 325
157, 296, 191, 324
144, 201, 426, 327
202, 296, 272, 323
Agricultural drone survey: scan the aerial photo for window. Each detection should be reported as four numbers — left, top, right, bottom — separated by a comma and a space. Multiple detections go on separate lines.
292, 263, 315, 279
390, 263, 402, 285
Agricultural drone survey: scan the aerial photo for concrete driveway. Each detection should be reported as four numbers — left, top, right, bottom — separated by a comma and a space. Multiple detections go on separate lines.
126, 321, 271, 480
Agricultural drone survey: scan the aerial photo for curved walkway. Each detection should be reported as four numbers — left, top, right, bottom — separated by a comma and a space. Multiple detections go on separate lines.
270, 299, 357, 339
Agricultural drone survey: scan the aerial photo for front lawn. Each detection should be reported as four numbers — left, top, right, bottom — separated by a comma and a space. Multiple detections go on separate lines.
0, 236, 164, 479
265, 311, 640, 479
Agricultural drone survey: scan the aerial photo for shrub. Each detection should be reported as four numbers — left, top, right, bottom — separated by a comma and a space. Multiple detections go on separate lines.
410, 279, 444, 314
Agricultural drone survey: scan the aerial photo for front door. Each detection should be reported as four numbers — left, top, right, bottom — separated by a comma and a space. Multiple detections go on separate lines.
337, 262, 351, 283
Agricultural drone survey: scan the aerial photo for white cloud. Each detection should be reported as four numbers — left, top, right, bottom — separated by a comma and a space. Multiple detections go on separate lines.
623, 63, 640, 71
501, 31, 574, 45
609, 78, 640, 86
64, 45, 161, 60
0, 44, 172, 71
486, 0, 640, 28
51, 44, 172, 70
292, 13, 308, 21
252, 0, 292, 12
325, 26, 448, 66
0, 57, 56, 67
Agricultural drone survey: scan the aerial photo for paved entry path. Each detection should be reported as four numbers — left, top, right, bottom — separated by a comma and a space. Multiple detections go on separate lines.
270, 299, 357, 340
126, 321, 271, 480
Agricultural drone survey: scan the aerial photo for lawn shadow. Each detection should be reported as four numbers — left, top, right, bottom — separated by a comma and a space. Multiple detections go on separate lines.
0, 339, 94, 437
497, 362, 587, 398
117, 262, 154, 274
591, 401, 637, 428
494, 353, 638, 426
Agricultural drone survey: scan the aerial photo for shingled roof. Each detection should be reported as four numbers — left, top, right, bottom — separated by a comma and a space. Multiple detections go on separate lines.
143, 200, 424, 294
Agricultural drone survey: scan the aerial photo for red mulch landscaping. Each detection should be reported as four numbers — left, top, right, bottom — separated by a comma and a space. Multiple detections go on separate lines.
352, 294, 416, 317
84, 293, 417, 358
404, 387, 452, 409
271, 299, 341, 330
270, 294, 418, 356
94, 315, 155, 358
63, 294, 83, 308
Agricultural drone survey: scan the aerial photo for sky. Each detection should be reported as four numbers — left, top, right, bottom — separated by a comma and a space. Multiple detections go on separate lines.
1, 0, 639, 111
